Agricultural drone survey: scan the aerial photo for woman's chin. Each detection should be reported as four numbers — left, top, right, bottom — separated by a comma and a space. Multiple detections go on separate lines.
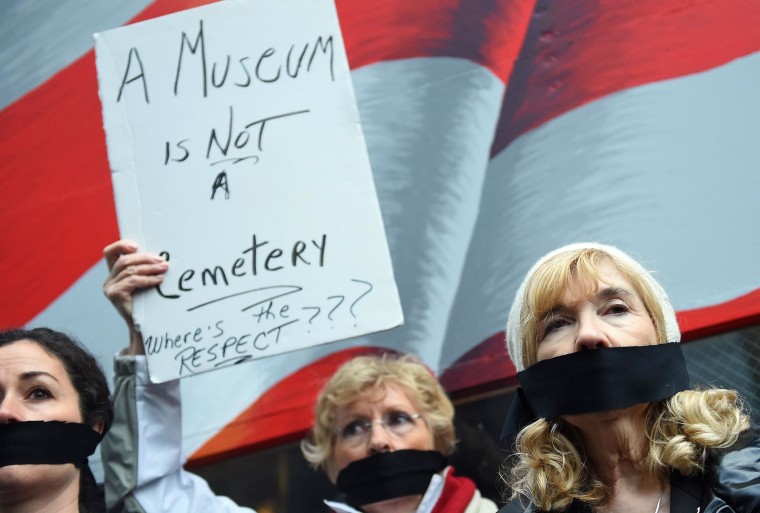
563, 403, 651, 430
0, 463, 77, 503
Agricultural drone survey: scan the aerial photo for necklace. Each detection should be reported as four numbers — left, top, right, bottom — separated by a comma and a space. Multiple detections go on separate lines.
653, 484, 664, 513
597, 484, 665, 513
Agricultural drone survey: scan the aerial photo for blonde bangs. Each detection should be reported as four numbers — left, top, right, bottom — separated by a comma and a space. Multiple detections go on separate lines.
300, 354, 456, 481
522, 250, 608, 368
520, 249, 668, 368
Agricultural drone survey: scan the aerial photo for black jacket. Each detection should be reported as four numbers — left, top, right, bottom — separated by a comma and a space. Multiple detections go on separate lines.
500, 427, 760, 513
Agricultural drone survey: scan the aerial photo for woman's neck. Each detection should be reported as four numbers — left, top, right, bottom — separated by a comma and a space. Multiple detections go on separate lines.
568, 405, 653, 484
362, 494, 423, 513
566, 405, 669, 512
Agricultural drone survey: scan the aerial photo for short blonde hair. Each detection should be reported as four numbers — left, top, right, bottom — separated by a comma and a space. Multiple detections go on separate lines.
518, 247, 669, 368
300, 354, 456, 481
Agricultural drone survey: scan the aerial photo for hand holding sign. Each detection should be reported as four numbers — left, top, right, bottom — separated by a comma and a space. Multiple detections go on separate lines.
95, 0, 403, 382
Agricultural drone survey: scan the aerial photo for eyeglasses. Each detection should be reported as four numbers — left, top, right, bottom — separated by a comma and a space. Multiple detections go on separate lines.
335, 411, 422, 446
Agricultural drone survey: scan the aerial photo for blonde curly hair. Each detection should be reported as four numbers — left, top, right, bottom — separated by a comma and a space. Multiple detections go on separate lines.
506, 389, 749, 510
504, 245, 750, 510
300, 354, 456, 481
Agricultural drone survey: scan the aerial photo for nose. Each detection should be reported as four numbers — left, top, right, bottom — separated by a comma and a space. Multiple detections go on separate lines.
574, 311, 612, 352
0, 397, 23, 424
367, 422, 393, 455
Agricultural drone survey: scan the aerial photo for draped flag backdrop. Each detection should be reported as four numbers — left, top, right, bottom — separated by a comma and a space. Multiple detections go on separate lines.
3, 0, 760, 478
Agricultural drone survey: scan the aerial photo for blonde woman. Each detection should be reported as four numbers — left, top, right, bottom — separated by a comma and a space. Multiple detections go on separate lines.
302, 354, 497, 513
499, 243, 758, 513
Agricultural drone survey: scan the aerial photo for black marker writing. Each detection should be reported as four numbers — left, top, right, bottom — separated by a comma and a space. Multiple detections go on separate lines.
350, 279, 373, 317
158, 234, 325, 300
117, 47, 150, 103
173, 19, 335, 99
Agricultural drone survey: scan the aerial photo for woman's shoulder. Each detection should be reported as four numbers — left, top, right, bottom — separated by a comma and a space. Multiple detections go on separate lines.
704, 424, 760, 510
497, 498, 592, 513
497, 498, 531, 513
707, 424, 760, 468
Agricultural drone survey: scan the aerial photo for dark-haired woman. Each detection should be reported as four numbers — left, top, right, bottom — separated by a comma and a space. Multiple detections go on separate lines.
0, 327, 113, 513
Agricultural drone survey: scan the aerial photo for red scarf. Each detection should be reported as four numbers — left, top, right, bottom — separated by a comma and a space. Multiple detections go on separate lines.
430, 468, 477, 513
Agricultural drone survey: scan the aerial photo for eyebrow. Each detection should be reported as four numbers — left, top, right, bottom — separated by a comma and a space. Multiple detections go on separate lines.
20, 371, 60, 384
598, 287, 634, 300
336, 404, 413, 422
545, 287, 635, 318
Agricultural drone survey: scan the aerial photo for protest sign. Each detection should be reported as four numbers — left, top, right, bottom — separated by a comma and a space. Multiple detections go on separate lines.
95, 0, 403, 382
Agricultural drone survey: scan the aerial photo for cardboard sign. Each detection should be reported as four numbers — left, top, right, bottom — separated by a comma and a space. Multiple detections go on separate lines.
95, 0, 403, 382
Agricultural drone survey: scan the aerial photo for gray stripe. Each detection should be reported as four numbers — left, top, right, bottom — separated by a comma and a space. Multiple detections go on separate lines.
348, 57, 504, 366
0, 0, 152, 110
442, 51, 760, 367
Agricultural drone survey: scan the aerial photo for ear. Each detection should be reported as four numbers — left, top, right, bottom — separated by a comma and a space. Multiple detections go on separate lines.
92, 421, 105, 435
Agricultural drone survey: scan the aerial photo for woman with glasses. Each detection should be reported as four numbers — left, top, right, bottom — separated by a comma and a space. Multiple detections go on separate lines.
302, 353, 497, 513
101, 239, 497, 513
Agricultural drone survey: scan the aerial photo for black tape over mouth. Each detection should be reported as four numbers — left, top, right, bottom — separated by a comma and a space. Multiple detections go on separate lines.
501, 344, 689, 440
335, 449, 446, 508
0, 421, 101, 467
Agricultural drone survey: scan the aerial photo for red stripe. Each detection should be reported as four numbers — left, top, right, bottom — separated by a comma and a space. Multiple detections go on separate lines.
337, 0, 535, 82
491, 0, 760, 155
128, 0, 217, 23
0, 53, 118, 327
677, 288, 760, 341
0, 0, 218, 328
440, 333, 517, 398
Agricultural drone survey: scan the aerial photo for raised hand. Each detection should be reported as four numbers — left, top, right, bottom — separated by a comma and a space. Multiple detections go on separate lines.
103, 240, 169, 355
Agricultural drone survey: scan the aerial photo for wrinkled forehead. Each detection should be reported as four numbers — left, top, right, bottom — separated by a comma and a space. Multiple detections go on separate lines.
362, 381, 418, 408
334, 381, 417, 419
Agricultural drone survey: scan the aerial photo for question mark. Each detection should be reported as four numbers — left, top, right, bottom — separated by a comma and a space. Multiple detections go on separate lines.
302, 306, 320, 323
349, 279, 373, 318
327, 295, 344, 320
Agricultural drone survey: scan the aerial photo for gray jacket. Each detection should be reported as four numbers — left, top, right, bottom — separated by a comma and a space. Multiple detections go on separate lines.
101, 356, 255, 513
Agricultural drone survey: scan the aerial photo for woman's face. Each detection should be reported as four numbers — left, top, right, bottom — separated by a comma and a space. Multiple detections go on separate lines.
331, 381, 435, 473
0, 339, 84, 505
536, 261, 657, 362
0, 340, 82, 424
